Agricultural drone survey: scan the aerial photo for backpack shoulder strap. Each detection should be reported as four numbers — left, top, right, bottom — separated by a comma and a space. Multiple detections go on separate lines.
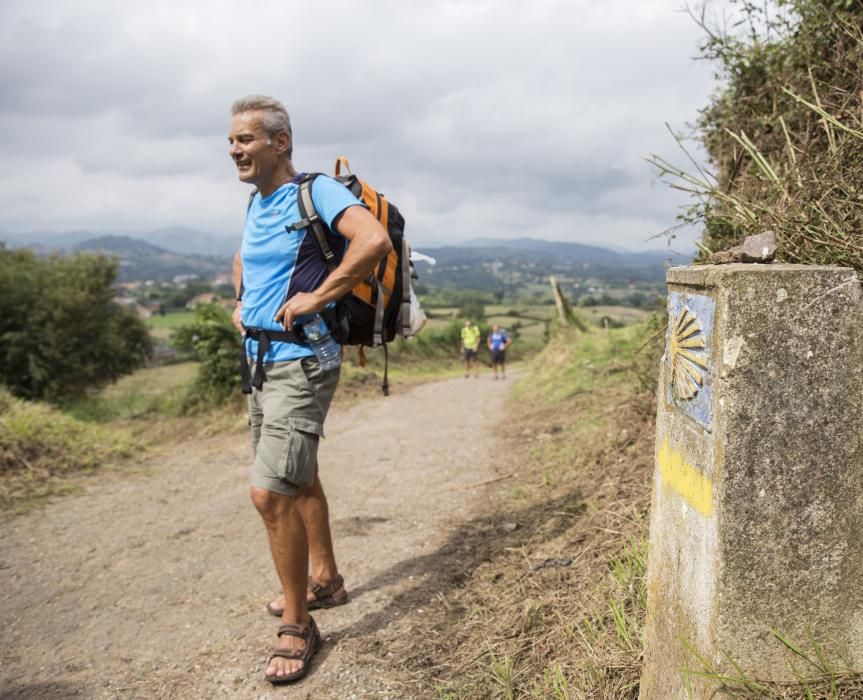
288, 173, 337, 267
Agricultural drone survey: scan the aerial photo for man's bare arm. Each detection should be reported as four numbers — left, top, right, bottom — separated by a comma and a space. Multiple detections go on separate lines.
274, 205, 392, 330
232, 250, 243, 298
232, 250, 244, 335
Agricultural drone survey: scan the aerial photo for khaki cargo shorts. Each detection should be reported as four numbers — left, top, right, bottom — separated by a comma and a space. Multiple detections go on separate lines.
247, 356, 340, 497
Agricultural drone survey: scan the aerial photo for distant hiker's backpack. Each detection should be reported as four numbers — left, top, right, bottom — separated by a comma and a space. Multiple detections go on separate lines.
290, 157, 425, 395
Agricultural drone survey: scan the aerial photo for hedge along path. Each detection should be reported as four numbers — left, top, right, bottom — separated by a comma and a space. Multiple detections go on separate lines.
0, 373, 513, 699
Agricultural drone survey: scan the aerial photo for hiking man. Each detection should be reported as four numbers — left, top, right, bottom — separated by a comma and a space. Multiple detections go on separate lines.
460, 318, 481, 378
228, 95, 391, 684
487, 323, 512, 379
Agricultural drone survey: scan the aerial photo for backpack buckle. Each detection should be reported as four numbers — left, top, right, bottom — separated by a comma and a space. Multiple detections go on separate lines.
287, 213, 321, 232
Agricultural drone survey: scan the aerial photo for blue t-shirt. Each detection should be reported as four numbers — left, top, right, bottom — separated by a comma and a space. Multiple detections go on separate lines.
489, 330, 510, 352
240, 174, 363, 363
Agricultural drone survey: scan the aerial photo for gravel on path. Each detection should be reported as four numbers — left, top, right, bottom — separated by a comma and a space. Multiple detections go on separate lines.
0, 373, 513, 699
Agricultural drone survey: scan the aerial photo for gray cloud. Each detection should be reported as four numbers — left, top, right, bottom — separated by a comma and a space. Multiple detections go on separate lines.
0, 0, 730, 251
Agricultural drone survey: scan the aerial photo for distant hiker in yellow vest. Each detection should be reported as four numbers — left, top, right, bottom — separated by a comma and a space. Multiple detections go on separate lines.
460, 319, 482, 378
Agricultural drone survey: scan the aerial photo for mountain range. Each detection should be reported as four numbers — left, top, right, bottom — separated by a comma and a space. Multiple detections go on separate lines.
0, 230, 691, 286
1, 227, 241, 258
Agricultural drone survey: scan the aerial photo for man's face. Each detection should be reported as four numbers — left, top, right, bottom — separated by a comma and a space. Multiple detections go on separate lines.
228, 111, 281, 187
465, 320, 472, 327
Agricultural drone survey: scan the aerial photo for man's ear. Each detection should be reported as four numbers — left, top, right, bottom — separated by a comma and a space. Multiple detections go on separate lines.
275, 130, 291, 158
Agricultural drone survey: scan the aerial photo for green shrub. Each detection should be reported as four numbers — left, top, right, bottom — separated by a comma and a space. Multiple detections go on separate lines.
651, 0, 863, 272
171, 303, 242, 412
0, 247, 153, 402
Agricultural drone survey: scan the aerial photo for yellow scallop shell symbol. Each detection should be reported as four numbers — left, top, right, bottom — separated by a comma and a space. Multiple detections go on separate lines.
669, 307, 708, 400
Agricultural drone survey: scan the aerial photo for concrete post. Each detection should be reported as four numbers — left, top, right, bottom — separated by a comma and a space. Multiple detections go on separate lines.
640, 264, 863, 698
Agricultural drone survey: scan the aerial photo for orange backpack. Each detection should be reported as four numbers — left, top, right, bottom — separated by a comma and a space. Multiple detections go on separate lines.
292, 157, 418, 393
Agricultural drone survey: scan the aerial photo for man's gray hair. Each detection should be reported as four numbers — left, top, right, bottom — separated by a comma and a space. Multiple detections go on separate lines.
231, 95, 292, 159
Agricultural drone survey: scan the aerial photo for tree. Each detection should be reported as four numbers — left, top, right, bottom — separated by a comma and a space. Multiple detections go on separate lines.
0, 247, 152, 402
456, 300, 486, 321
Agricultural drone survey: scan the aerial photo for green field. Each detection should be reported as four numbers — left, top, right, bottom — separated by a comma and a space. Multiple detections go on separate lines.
100, 362, 198, 399
422, 303, 645, 339
577, 305, 650, 326
62, 361, 199, 423
146, 310, 196, 339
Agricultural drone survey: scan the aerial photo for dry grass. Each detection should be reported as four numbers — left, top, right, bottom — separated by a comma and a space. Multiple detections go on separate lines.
352, 318, 863, 699
0, 388, 139, 512
350, 323, 662, 699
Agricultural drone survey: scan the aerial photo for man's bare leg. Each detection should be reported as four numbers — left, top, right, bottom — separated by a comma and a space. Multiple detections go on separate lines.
252, 487, 311, 679
297, 475, 340, 584
269, 474, 342, 612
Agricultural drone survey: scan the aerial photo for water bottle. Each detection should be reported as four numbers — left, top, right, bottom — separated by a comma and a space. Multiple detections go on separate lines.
301, 313, 342, 371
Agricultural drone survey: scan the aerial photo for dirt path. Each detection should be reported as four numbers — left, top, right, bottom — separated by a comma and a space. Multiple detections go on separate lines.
0, 373, 514, 699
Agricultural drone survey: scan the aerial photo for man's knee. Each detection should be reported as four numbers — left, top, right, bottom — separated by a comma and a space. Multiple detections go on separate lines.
295, 474, 323, 500
251, 486, 295, 523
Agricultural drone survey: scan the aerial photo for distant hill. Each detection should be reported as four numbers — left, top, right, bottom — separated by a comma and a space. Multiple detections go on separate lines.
462, 237, 689, 267
1, 228, 239, 258
1, 230, 95, 253
414, 239, 690, 292
2, 229, 689, 291
143, 227, 240, 257
70, 235, 230, 283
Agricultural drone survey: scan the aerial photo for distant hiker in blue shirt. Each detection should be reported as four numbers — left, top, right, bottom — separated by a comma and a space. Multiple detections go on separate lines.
487, 323, 512, 379
228, 95, 391, 685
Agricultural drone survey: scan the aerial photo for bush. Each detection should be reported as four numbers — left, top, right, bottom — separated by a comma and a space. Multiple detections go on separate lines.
651, 0, 863, 272
0, 247, 152, 402
456, 300, 486, 321
171, 303, 242, 411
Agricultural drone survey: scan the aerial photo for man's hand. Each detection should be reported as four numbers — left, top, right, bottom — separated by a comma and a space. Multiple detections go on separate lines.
232, 302, 245, 335
274, 291, 325, 331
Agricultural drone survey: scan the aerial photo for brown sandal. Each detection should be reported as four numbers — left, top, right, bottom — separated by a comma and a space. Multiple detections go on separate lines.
308, 574, 349, 610
266, 574, 348, 617
264, 616, 321, 684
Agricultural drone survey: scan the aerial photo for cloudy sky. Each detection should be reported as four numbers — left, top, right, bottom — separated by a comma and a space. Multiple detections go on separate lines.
0, 0, 734, 253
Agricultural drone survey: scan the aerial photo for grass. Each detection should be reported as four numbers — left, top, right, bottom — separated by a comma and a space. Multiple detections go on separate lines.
369, 318, 663, 698
577, 305, 651, 326
423, 304, 647, 344
515, 321, 650, 404
63, 361, 198, 422
681, 629, 863, 699
0, 388, 139, 512
0, 361, 245, 512
146, 310, 196, 339
369, 315, 863, 699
